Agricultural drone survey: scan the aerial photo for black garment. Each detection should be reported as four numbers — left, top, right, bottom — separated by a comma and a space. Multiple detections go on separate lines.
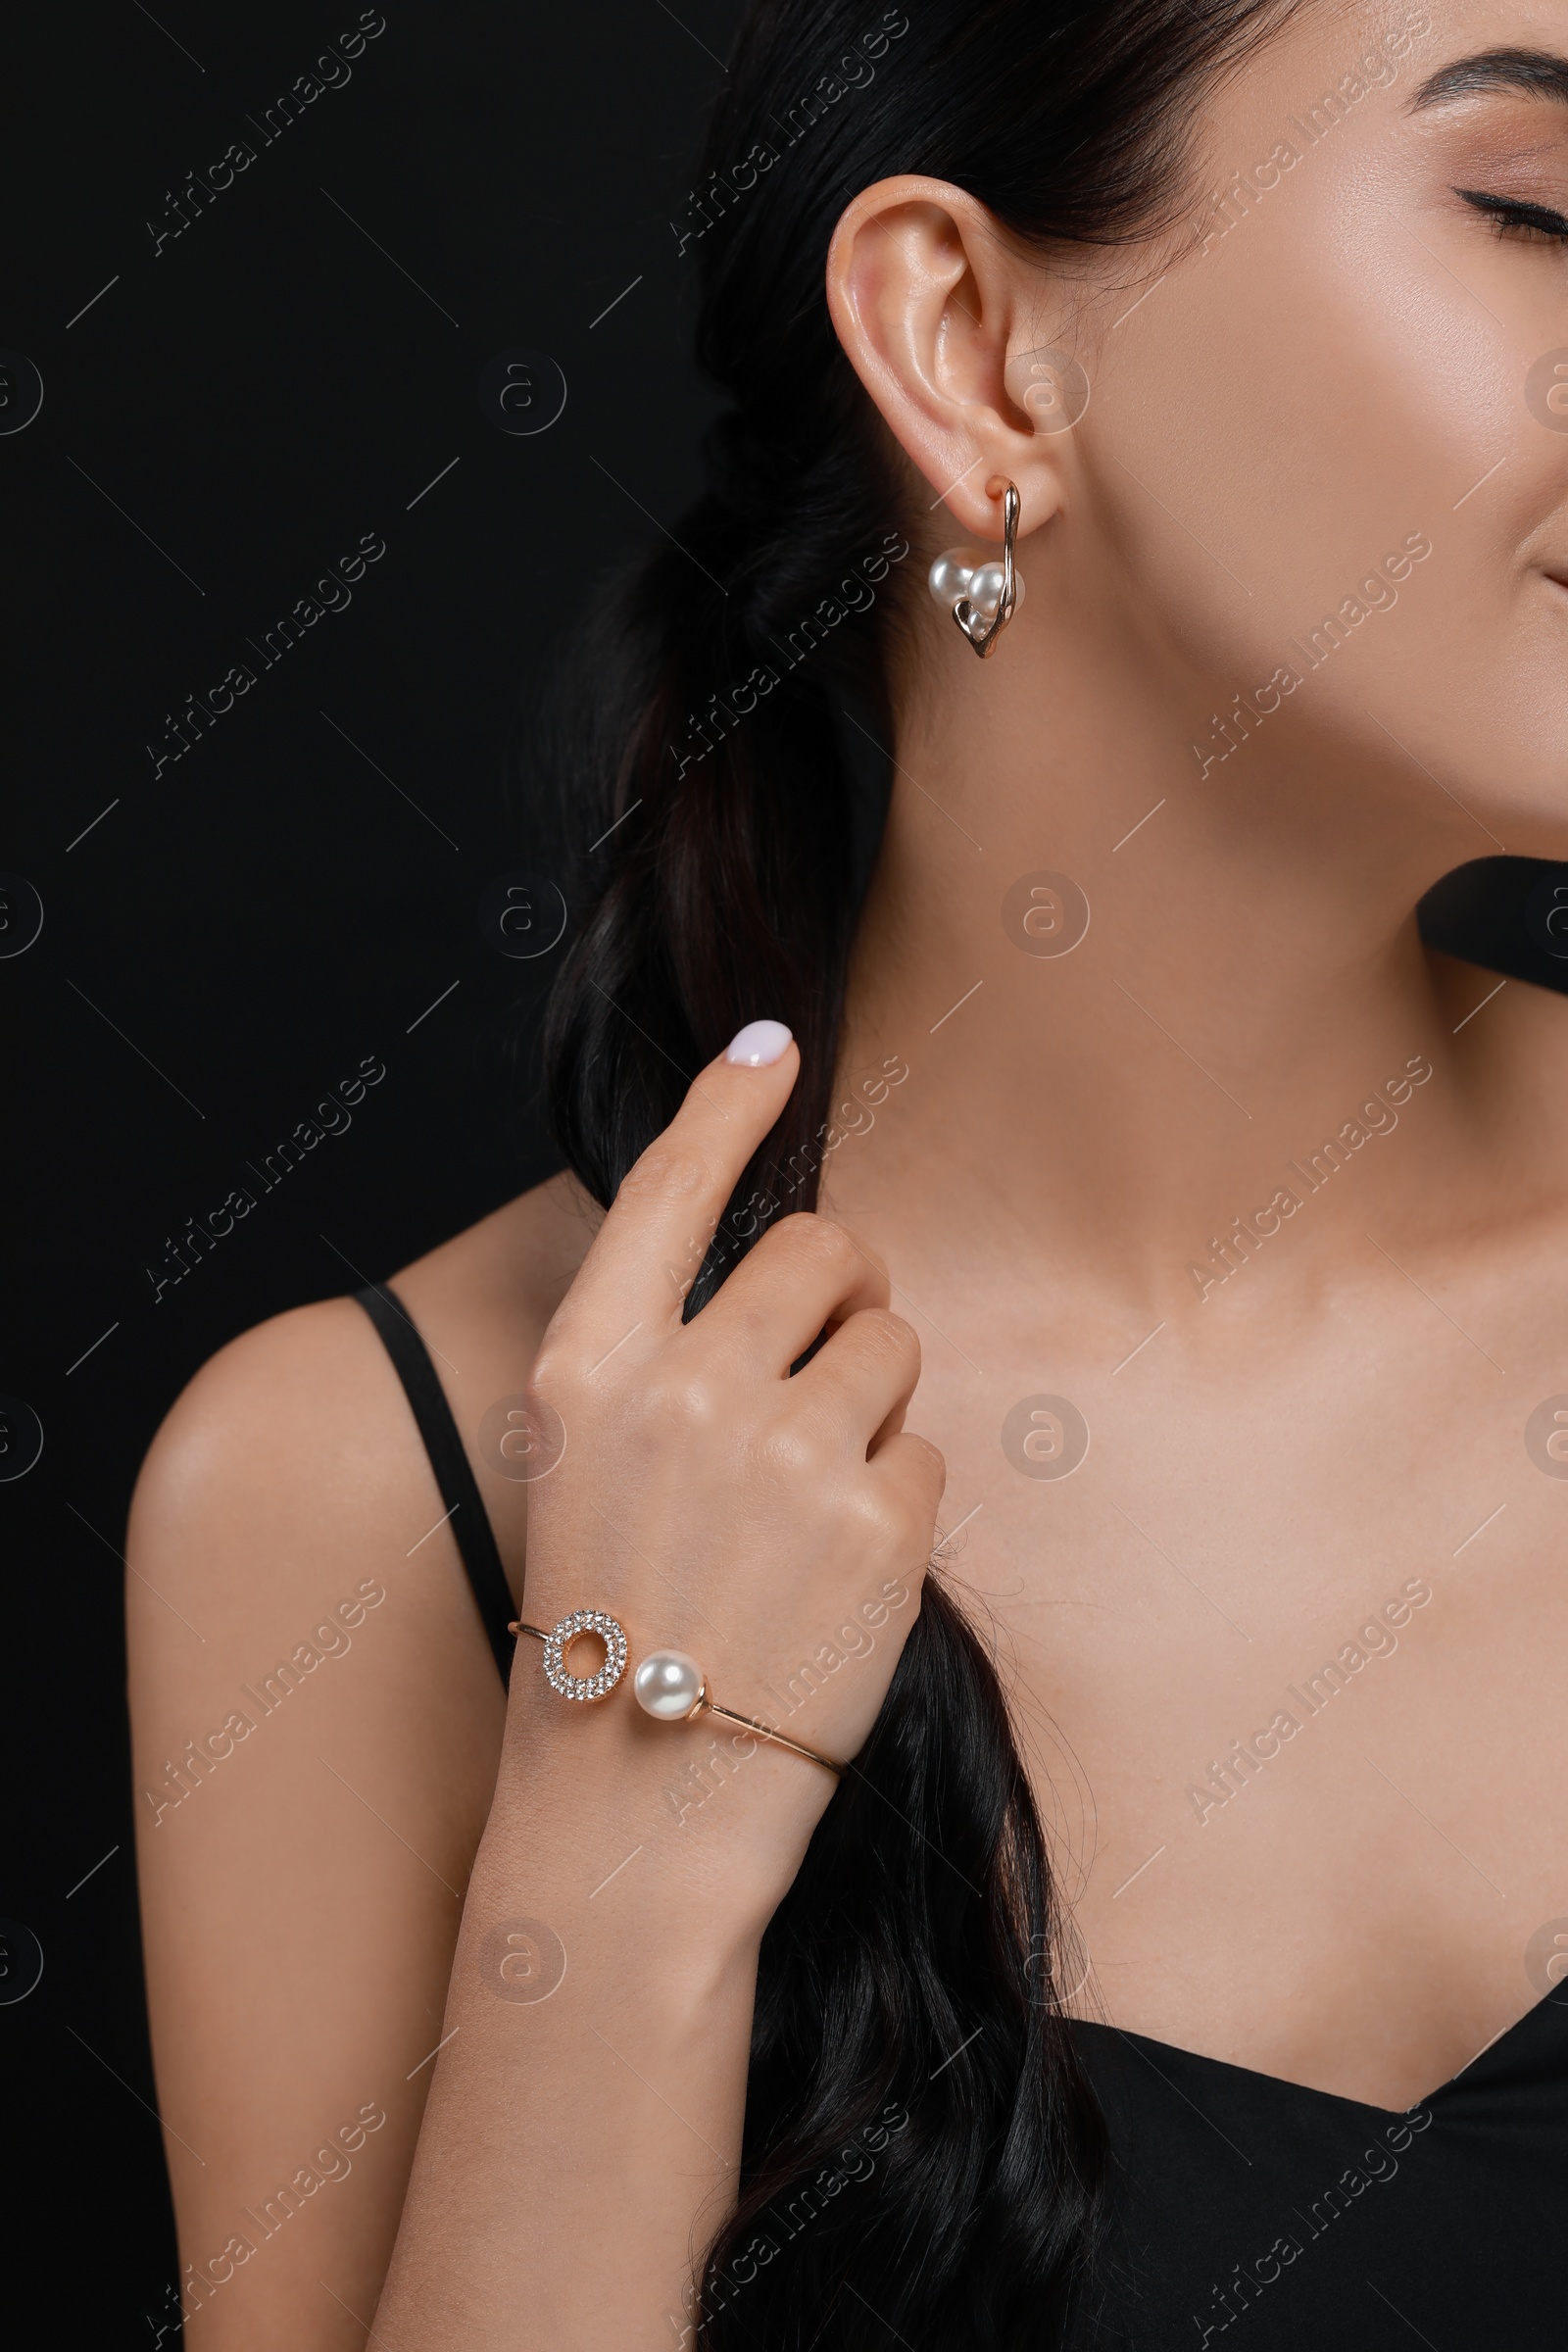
355, 1284, 515, 1686
1068, 1990, 1567, 2346
356, 1282, 1567, 2349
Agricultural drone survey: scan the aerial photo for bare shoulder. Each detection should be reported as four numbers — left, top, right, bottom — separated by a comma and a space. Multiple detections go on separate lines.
132, 1165, 601, 1602
125, 1168, 600, 2349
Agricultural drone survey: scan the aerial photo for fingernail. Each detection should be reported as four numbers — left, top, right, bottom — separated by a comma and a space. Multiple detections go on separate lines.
724, 1020, 793, 1067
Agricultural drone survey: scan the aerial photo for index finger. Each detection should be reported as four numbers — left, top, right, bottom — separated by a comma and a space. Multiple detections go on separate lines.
568, 1020, 801, 1328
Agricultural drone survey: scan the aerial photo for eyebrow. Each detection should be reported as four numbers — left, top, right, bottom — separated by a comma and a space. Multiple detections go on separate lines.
1411, 46, 1568, 114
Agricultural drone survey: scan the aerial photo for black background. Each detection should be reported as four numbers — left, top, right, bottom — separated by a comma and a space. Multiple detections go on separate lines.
2, 1, 738, 2328
2, 2, 1564, 2332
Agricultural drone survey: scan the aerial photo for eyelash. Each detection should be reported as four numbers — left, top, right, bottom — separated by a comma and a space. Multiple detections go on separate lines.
1456, 187, 1568, 244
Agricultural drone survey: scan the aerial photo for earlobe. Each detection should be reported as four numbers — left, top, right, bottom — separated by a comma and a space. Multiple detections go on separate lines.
825, 174, 1070, 542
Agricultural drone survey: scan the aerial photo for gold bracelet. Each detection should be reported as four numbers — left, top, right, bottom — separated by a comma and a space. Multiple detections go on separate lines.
509, 1609, 844, 1779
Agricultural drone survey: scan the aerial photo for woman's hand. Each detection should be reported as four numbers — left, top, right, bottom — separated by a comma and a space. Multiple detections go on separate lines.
372, 1024, 945, 2345
499, 1019, 946, 1921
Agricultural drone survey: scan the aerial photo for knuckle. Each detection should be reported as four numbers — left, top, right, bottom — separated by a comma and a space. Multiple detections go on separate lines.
618, 1144, 710, 1208
857, 1307, 920, 1370
752, 1417, 835, 1484
525, 1336, 574, 1406
906, 1432, 947, 1483
775, 1210, 859, 1274
639, 1364, 723, 1436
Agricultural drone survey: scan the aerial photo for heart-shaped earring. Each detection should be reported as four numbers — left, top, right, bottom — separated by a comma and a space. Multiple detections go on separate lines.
928, 481, 1023, 658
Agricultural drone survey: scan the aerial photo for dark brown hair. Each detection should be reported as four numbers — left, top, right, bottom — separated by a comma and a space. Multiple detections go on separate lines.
540, 3, 1298, 2341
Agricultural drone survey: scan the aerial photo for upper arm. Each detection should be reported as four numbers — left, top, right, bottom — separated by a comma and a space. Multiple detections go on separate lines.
127, 1297, 510, 2347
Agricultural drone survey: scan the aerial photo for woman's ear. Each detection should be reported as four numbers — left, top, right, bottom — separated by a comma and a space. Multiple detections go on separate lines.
825, 174, 1074, 543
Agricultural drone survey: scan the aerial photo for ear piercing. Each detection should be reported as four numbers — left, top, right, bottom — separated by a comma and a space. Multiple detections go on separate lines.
510, 1609, 845, 1778
928, 479, 1022, 658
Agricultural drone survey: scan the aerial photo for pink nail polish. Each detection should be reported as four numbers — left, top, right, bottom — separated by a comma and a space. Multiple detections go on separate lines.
724, 1020, 793, 1067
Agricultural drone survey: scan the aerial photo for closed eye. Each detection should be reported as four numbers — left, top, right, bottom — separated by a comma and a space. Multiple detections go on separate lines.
1456, 186, 1568, 242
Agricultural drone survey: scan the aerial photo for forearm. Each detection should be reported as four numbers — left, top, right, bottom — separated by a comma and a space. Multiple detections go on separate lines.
373, 1031, 940, 2344
371, 1705, 773, 2349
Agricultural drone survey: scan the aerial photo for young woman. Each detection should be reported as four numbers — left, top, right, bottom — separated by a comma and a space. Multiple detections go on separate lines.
128, 0, 1568, 2341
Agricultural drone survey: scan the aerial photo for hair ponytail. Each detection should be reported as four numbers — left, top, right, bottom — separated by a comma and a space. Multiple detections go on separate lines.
540, 1, 1299, 2340
543, 439, 908, 1306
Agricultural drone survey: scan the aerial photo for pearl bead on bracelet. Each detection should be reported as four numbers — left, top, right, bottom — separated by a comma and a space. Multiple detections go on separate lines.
508, 1610, 843, 1779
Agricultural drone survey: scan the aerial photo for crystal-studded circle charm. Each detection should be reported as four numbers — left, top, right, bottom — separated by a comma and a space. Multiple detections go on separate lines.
540, 1608, 629, 1702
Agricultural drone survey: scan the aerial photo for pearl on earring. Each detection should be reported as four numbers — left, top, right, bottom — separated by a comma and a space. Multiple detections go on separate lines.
927, 482, 1024, 656
928, 550, 1025, 623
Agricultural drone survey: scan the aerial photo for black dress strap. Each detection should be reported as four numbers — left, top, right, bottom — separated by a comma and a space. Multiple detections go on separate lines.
354, 1284, 513, 1688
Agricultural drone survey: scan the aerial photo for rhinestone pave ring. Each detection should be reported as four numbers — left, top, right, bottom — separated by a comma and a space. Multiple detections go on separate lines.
536, 1608, 628, 1701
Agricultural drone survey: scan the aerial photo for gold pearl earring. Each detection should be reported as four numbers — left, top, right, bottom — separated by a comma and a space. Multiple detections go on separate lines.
927, 480, 1022, 658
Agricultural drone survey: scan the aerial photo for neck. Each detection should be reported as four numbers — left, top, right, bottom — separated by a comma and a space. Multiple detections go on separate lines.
835, 594, 1497, 1315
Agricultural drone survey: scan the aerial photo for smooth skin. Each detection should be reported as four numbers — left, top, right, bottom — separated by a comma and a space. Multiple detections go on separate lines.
130, 0, 1568, 2341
